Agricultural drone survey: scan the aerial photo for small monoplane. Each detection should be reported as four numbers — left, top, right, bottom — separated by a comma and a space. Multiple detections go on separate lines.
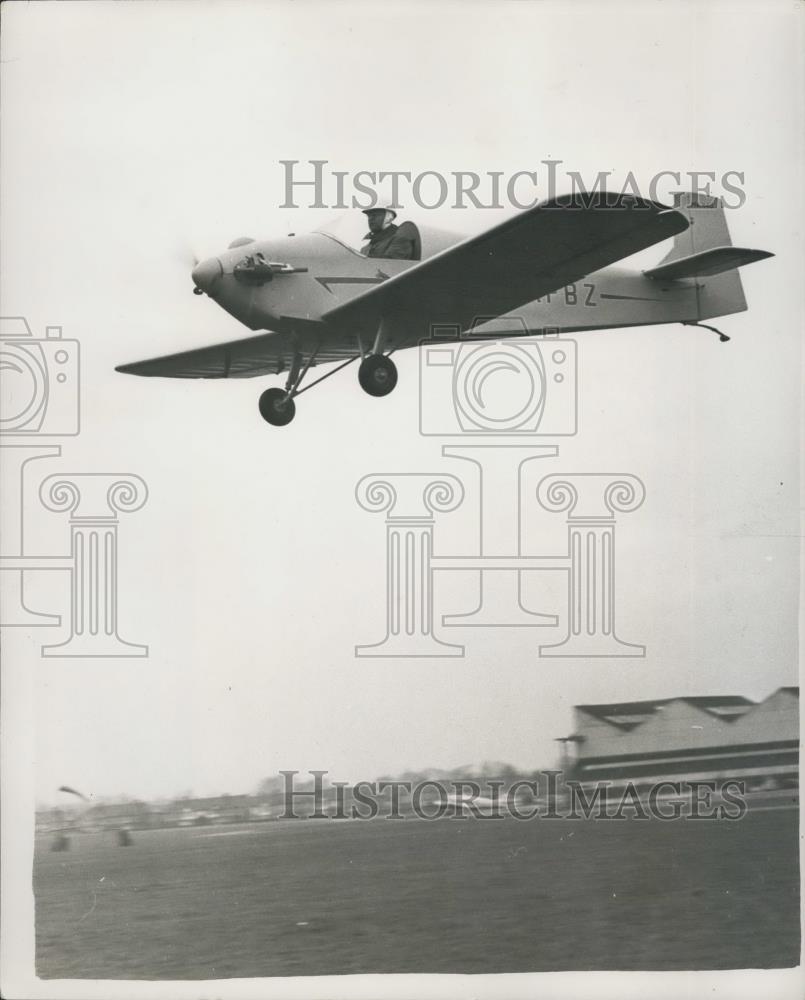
116, 192, 772, 426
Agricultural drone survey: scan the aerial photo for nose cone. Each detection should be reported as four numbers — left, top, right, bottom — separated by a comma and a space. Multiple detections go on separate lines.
192, 256, 223, 294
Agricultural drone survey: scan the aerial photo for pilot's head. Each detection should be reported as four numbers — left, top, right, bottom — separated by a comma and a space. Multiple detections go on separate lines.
363, 206, 397, 234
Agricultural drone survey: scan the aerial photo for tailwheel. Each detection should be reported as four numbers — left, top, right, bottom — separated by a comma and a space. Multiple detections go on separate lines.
258, 387, 296, 426
358, 354, 398, 397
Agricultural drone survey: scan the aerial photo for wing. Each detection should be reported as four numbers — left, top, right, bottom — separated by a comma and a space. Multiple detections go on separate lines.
118, 194, 689, 380
115, 328, 358, 379
323, 193, 690, 332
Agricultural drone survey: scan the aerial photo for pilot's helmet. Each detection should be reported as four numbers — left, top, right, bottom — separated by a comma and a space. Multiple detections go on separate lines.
362, 206, 397, 219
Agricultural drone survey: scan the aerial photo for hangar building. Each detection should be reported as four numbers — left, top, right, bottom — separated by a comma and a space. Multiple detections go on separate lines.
563, 687, 799, 789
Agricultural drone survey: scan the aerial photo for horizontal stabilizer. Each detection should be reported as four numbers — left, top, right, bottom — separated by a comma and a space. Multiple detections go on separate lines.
644, 246, 773, 281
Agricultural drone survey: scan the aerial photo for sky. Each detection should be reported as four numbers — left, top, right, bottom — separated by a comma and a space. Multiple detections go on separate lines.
0, 1, 802, 807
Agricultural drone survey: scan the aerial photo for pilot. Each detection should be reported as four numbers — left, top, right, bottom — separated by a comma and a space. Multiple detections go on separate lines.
360, 207, 421, 260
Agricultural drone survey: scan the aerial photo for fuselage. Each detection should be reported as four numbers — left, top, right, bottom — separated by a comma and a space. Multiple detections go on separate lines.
192, 220, 705, 353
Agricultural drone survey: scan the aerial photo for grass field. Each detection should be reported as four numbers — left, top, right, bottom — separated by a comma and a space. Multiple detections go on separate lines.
35, 809, 799, 979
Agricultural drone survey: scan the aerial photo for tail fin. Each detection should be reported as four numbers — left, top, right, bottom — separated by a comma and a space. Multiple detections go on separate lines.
645, 192, 773, 320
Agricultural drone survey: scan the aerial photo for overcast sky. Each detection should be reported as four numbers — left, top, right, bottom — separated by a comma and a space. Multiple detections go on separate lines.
1, 1, 802, 806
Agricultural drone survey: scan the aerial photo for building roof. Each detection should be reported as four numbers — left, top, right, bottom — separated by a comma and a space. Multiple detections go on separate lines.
574, 688, 798, 733
576, 699, 667, 731
681, 695, 756, 708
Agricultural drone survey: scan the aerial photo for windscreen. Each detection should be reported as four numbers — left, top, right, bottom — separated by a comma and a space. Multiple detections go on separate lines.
314, 213, 370, 254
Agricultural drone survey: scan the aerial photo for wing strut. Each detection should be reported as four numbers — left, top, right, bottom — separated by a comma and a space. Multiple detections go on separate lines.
294, 355, 359, 397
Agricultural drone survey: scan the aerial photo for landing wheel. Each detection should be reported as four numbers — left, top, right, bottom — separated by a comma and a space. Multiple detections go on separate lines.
358, 354, 398, 397
259, 387, 296, 426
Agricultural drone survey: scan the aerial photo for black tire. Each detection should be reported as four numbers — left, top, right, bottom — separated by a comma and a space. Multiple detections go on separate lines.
258, 388, 296, 426
358, 354, 398, 397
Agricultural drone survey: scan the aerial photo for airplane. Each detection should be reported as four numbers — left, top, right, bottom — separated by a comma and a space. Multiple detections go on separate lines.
116, 191, 773, 426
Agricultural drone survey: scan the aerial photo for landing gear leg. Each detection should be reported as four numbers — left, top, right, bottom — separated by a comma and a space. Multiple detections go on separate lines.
258, 348, 318, 426
358, 319, 399, 397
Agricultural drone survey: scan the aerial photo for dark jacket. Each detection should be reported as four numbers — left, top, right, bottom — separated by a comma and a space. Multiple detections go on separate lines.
361, 221, 421, 260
